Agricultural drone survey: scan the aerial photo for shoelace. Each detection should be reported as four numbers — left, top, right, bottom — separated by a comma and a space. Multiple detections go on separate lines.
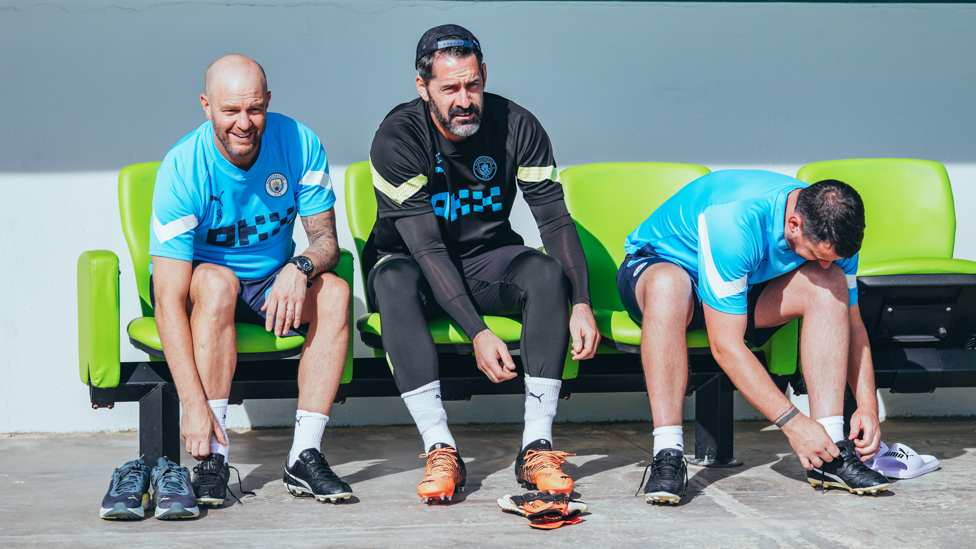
304, 454, 340, 481
819, 445, 872, 495
523, 450, 574, 478
420, 447, 460, 480
158, 465, 192, 496
191, 461, 255, 505
634, 453, 688, 497
112, 462, 147, 495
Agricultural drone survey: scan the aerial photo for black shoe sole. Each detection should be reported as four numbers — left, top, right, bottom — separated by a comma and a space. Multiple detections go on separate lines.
808, 478, 890, 494
195, 496, 225, 507
283, 470, 352, 503
644, 491, 683, 505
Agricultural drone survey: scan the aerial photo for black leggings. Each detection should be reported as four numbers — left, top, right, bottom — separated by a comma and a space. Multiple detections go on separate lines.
367, 245, 570, 393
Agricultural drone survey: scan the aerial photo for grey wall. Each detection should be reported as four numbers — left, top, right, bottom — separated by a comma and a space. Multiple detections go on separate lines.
2, 0, 975, 433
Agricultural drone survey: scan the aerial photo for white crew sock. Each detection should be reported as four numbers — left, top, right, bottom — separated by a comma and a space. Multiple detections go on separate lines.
652, 425, 684, 456
817, 415, 846, 443
208, 399, 229, 461
402, 381, 455, 452
522, 377, 562, 450
288, 410, 329, 466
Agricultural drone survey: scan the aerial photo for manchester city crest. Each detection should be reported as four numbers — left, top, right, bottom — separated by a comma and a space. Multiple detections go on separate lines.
473, 156, 497, 181
266, 173, 288, 197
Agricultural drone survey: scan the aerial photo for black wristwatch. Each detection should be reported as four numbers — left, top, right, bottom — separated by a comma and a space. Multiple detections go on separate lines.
287, 256, 315, 287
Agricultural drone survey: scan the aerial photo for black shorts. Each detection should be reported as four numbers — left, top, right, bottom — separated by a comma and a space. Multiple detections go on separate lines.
149, 261, 306, 337
366, 245, 542, 317
616, 244, 782, 349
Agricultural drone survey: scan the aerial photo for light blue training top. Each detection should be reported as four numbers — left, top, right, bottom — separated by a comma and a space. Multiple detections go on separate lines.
624, 170, 858, 315
148, 113, 335, 279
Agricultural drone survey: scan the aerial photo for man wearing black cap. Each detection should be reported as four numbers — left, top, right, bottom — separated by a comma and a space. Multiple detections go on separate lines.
364, 24, 599, 502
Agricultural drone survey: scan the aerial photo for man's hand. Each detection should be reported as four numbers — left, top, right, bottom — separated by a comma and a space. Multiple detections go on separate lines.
849, 407, 882, 461
569, 303, 600, 360
781, 415, 841, 470
180, 402, 228, 460
473, 330, 517, 383
262, 263, 307, 336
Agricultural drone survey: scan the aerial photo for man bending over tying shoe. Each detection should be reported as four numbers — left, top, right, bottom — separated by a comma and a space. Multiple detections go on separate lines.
618, 170, 889, 505
365, 25, 600, 503
147, 55, 353, 517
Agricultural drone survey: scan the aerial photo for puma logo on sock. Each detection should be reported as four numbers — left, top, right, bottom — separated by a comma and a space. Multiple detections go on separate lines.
528, 392, 544, 403
435, 394, 442, 400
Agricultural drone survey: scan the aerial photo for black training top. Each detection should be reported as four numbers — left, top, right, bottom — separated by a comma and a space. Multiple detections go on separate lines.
365, 92, 590, 339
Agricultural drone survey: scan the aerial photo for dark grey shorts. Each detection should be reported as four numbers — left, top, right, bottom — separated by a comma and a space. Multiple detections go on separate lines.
616, 245, 783, 349
150, 261, 306, 337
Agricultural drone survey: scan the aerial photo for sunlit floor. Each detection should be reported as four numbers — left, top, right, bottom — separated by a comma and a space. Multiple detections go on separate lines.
1, 418, 973, 548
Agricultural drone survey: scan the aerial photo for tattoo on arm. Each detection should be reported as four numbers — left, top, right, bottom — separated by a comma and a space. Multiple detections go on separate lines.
774, 405, 800, 428
300, 209, 339, 276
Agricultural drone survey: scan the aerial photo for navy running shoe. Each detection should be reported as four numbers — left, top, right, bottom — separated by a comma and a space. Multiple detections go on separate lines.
99, 458, 152, 519
151, 457, 200, 520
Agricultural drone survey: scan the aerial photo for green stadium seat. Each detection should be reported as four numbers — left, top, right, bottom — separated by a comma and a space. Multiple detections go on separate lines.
344, 160, 579, 380
77, 162, 356, 465
797, 158, 976, 393
560, 162, 799, 376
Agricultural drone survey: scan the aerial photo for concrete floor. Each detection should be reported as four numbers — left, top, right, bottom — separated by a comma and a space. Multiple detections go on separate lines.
1, 419, 974, 548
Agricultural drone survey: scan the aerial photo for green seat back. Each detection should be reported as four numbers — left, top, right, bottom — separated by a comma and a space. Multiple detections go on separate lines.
119, 162, 162, 317
561, 162, 711, 312
796, 159, 955, 270
345, 161, 377, 297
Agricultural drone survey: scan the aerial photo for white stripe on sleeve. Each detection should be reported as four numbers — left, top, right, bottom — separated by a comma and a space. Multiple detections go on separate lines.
698, 214, 747, 300
299, 170, 332, 189
846, 274, 857, 289
152, 213, 198, 244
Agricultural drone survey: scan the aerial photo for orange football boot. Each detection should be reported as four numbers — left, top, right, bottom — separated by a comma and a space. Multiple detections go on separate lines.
417, 443, 466, 503
515, 439, 575, 494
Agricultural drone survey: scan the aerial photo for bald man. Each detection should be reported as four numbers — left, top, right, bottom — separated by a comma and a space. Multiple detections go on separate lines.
145, 55, 352, 518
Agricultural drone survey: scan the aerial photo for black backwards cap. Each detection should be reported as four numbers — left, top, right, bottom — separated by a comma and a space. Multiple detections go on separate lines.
415, 24, 482, 64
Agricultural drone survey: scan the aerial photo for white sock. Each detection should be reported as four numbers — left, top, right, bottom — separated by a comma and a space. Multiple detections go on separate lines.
402, 381, 455, 452
208, 399, 229, 461
522, 377, 561, 450
288, 410, 329, 466
653, 425, 684, 456
817, 415, 845, 443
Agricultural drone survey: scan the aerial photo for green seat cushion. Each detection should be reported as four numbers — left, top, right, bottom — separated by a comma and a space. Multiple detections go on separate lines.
796, 159, 956, 266
357, 313, 524, 344
593, 308, 710, 348
858, 258, 976, 277
127, 317, 305, 356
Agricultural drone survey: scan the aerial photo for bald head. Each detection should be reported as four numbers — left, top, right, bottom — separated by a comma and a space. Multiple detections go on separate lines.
200, 55, 271, 170
204, 54, 267, 98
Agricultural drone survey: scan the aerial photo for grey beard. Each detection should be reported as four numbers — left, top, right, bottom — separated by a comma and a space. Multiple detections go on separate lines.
430, 99, 482, 138
448, 119, 480, 137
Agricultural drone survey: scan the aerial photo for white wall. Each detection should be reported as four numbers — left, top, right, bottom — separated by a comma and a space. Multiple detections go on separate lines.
1, 1, 974, 433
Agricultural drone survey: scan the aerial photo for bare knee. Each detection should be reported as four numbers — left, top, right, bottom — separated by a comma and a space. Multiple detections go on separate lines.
800, 262, 850, 309
315, 272, 351, 309
637, 263, 694, 322
189, 263, 239, 316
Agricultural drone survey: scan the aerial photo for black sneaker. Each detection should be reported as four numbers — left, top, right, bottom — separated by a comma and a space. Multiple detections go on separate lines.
808, 440, 891, 495
638, 449, 688, 505
192, 453, 230, 507
151, 457, 199, 520
283, 449, 353, 503
100, 458, 152, 519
